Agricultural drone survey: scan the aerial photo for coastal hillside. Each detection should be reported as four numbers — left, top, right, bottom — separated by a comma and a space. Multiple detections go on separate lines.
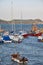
0, 19, 43, 24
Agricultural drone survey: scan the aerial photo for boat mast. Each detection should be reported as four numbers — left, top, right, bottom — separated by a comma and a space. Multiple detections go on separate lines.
11, 1, 13, 32
21, 10, 23, 31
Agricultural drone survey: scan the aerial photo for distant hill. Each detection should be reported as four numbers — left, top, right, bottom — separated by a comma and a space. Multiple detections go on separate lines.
0, 19, 9, 24
0, 19, 43, 24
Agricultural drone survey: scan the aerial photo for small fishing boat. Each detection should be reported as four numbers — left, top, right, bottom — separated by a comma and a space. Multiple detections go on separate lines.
28, 24, 42, 36
38, 36, 43, 42
11, 53, 28, 63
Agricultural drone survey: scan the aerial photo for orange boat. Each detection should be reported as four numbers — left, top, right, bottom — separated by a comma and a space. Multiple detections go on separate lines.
28, 24, 42, 36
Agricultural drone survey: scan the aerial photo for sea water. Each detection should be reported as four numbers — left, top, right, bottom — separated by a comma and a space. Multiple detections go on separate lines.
0, 24, 43, 65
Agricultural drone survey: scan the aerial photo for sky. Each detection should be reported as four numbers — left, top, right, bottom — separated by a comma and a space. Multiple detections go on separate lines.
0, 0, 43, 20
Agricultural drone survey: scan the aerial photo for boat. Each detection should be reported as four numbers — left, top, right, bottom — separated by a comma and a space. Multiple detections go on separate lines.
9, 21, 23, 43
9, 34, 23, 43
9, 2, 23, 43
38, 36, 43, 42
3, 31, 12, 43
19, 30, 29, 38
18, 34, 24, 40
11, 53, 28, 63
28, 24, 42, 36
9, 1, 23, 43
28, 31, 42, 36
3, 35, 11, 43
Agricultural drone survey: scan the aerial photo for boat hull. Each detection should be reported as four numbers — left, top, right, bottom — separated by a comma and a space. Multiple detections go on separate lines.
12, 57, 23, 63
3, 40, 12, 43
12, 39, 22, 43
22, 34, 29, 38
12, 57, 27, 63
28, 33, 42, 36
9, 35, 22, 43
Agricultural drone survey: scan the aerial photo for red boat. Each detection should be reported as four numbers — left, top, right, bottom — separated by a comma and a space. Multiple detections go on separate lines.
28, 32, 42, 36
22, 33, 29, 38
28, 24, 42, 36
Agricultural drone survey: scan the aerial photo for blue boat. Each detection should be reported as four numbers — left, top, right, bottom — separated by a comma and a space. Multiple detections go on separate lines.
3, 35, 12, 43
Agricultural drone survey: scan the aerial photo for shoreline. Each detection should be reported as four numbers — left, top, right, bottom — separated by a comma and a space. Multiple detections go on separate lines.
0, 19, 43, 24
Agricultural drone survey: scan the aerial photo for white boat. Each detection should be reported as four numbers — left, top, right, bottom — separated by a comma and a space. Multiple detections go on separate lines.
38, 36, 43, 42
9, 2, 23, 43
9, 34, 23, 43
11, 53, 28, 63
18, 34, 24, 40
19, 30, 29, 38
13, 35, 21, 43
38, 36, 42, 40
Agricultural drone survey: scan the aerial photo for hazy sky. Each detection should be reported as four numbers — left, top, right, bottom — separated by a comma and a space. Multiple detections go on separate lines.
0, 0, 43, 20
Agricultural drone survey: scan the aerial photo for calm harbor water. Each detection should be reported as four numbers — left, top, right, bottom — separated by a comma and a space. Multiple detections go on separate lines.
0, 24, 43, 65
